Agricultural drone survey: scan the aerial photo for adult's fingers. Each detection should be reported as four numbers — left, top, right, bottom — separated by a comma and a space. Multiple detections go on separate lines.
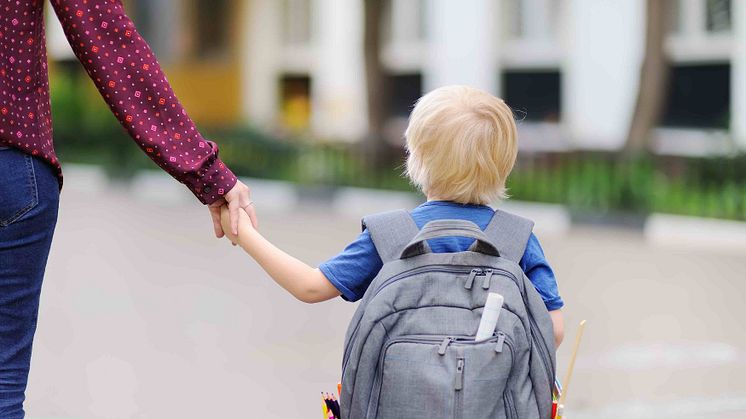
208, 204, 224, 238
244, 201, 259, 229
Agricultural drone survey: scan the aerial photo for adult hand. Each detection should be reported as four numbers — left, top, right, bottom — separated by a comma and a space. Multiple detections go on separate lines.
208, 180, 258, 238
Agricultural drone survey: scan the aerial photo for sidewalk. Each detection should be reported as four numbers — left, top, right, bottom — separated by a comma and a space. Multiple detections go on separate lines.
24, 168, 746, 418
64, 164, 746, 251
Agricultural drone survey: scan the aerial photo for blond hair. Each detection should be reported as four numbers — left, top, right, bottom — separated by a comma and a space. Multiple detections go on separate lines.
405, 85, 518, 205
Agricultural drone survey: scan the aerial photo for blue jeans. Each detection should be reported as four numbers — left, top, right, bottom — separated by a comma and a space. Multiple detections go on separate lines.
0, 147, 59, 419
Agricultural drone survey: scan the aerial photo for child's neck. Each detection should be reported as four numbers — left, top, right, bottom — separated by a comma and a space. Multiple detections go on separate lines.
426, 196, 490, 207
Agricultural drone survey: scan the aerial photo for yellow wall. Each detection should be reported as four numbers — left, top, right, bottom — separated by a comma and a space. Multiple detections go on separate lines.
49, 0, 247, 128
166, 62, 243, 126
165, 0, 246, 127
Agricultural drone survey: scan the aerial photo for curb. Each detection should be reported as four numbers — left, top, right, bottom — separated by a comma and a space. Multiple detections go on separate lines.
62, 164, 572, 235
61, 164, 746, 249
645, 213, 746, 252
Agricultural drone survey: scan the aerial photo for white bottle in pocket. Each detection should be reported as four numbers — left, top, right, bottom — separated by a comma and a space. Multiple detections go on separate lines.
476, 292, 504, 341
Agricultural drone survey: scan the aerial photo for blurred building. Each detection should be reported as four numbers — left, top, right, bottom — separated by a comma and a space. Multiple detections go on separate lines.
46, 0, 746, 154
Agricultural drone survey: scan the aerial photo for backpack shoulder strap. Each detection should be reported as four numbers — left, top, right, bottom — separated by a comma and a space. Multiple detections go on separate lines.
362, 209, 420, 264
483, 209, 535, 263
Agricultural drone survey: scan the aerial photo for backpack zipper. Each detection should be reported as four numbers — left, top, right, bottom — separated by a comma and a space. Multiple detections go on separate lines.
481, 269, 494, 289
464, 268, 481, 289
453, 357, 465, 419
504, 389, 519, 419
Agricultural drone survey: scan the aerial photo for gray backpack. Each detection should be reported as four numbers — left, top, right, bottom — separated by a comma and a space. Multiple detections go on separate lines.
340, 209, 556, 419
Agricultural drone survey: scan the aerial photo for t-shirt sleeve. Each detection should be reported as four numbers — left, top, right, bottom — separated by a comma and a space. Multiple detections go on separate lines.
519, 233, 564, 311
319, 230, 383, 302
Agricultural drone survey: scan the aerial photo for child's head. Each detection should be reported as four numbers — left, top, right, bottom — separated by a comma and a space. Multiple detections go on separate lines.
405, 85, 518, 205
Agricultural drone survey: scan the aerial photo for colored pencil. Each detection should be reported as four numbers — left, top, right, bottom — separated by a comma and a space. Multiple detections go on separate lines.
329, 394, 341, 418
556, 319, 587, 419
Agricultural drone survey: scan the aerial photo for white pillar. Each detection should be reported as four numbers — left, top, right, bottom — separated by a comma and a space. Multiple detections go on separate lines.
563, 0, 645, 150
311, 0, 367, 140
732, 0, 746, 149
424, 0, 498, 94
241, 0, 281, 127
46, 6, 75, 60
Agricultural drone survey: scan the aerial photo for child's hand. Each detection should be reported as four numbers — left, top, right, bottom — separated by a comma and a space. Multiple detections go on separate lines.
220, 205, 252, 244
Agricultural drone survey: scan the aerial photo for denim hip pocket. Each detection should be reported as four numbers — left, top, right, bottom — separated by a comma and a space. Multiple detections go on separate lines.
0, 148, 39, 227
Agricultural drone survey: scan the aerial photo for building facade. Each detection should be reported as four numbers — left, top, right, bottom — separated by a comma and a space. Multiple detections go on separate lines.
47, 0, 746, 153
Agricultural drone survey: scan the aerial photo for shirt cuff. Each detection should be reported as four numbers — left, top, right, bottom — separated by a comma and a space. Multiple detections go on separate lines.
319, 264, 359, 302
181, 140, 238, 204
544, 296, 564, 311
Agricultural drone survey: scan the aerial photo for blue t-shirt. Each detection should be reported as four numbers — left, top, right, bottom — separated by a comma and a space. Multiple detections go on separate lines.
319, 201, 564, 311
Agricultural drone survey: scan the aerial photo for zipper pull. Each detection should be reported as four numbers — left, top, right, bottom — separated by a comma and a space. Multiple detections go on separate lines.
438, 337, 453, 356
495, 332, 506, 353
481, 269, 494, 289
454, 358, 465, 390
464, 269, 480, 290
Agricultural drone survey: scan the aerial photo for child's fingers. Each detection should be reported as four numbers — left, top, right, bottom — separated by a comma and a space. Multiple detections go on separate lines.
228, 199, 240, 236
218, 206, 236, 245
220, 205, 231, 229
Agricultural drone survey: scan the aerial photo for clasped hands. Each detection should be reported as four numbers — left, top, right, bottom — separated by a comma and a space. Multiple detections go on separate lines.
207, 180, 258, 243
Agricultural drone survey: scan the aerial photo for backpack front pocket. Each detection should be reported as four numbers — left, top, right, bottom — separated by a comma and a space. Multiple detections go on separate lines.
371, 334, 514, 419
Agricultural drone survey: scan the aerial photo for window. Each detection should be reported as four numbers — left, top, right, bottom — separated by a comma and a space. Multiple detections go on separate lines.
502, 0, 523, 39
706, 0, 732, 33
661, 64, 730, 129
280, 75, 312, 131
387, 74, 422, 118
194, 0, 231, 59
383, 0, 426, 45
502, 0, 560, 40
665, 0, 683, 35
502, 71, 562, 123
666, 0, 732, 36
282, 0, 312, 45
127, 0, 174, 60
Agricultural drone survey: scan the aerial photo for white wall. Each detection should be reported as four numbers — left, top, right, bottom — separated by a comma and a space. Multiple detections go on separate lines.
563, 0, 645, 150
242, 0, 282, 127
424, 0, 498, 93
732, 0, 746, 149
46, 7, 75, 60
311, 0, 367, 140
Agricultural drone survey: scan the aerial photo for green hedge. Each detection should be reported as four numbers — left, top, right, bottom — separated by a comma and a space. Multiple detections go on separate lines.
509, 153, 746, 220
51, 72, 746, 221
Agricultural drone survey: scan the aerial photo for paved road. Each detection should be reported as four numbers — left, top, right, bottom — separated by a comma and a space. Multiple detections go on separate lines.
24, 186, 746, 418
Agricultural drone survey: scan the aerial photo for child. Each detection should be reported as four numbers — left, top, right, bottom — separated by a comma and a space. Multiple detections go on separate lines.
221, 85, 564, 346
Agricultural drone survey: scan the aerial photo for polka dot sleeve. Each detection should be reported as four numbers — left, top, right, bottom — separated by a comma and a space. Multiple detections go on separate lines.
48, 0, 237, 204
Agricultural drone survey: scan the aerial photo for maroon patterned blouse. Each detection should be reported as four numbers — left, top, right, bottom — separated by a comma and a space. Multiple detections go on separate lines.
0, 0, 237, 204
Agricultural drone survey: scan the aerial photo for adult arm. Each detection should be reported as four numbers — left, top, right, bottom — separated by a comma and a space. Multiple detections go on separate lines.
49, 0, 255, 233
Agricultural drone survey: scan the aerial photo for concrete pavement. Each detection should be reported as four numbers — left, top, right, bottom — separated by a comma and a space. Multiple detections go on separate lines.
23, 183, 746, 418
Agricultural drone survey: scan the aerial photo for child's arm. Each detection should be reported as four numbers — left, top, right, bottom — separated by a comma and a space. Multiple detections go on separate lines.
549, 309, 564, 347
220, 207, 341, 303
521, 233, 565, 348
